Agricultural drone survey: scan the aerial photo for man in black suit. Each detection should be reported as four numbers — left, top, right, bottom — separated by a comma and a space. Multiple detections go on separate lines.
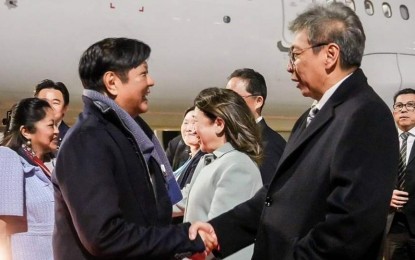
190, 3, 398, 259
385, 88, 415, 259
53, 38, 208, 259
34, 79, 70, 145
166, 131, 190, 171
226, 68, 286, 184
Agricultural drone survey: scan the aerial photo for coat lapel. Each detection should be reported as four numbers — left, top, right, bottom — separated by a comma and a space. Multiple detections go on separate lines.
271, 69, 366, 185
408, 141, 415, 165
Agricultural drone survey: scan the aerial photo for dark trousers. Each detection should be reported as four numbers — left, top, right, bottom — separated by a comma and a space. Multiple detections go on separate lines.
385, 212, 415, 260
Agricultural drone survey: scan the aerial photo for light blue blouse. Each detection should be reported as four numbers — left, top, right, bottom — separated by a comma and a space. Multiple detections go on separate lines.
0, 147, 54, 260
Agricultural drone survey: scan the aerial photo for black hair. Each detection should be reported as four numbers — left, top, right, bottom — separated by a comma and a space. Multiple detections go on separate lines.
393, 88, 415, 103
79, 37, 151, 93
34, 79, 70, 106
1, 98, 51, 151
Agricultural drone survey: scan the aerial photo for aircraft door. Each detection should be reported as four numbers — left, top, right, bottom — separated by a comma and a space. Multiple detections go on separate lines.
279, 0, 314, 49
398, 54, 415, 91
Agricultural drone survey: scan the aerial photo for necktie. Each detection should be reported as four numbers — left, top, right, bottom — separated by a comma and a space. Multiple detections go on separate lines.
306, 105, 319, 127
397, 132, 410, 190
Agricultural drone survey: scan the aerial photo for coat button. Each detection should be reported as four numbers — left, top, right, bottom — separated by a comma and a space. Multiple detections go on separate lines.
264, 196, 273, 207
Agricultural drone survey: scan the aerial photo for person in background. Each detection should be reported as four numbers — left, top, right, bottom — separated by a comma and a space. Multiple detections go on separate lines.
166, 127, 191, 171
52, 37, 211, 260
172, 106, 205, 224
34, 79, 70, 145
174, 106, 204, 189
0, 97, 59, 260
183, 87, 263, 259
226, 68, 286, 184
384, 88, 415, 260
190, 3, 398, 259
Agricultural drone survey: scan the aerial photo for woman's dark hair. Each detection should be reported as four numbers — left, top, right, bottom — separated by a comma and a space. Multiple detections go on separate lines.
194, 87, 262, 164
1, 98, 51, 151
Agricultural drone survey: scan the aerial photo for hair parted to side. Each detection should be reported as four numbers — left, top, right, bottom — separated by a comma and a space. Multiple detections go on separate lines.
393, 88, 415, 103
1, 98, 51, 151
289, 2, 365, 69
34, 79, 70, 106
228, 68, 267, 100
194, 87, 263, 164
228, 68, 267, 112
78, 37, 151, 93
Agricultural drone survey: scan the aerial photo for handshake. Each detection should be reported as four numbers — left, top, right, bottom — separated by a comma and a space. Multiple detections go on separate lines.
188, 222, 219, 260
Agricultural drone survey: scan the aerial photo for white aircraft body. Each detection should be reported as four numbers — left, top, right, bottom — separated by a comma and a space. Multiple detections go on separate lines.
0, 0, 414, 138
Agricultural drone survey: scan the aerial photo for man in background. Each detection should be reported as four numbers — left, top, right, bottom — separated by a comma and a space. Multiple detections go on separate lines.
385, 88, 415, 259
226, 68, 286, 184
34, 79, 70, 144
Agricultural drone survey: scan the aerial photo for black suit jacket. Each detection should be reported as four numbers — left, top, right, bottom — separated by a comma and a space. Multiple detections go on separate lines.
402, 138, 415, 233
387, 133, 415, 235
258, 119, 286, 184
58, 120, 70, 144
53, 97, 204, 259
210, 69, 399, 260
165, 135, 189, 171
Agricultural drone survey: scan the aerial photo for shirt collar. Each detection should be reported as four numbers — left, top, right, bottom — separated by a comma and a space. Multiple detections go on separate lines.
313, 72, 353, 110
256, 116, 263, 124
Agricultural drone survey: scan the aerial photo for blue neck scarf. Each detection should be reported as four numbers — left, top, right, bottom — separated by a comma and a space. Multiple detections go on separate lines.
83, 89, 182, 204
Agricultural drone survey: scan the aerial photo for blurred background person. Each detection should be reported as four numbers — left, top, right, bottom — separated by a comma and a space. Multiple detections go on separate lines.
226, 68, 286, 184
173, 106, 205, 224
166, 135, 188, 171
34, 79, 70, 145
0, 97, 59, 260
183, 87, 263, 259
174, 106, 205, 188
165, 125, 191, 171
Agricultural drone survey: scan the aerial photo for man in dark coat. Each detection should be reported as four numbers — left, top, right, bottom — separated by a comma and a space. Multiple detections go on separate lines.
53, 38, 208, 259
166, 133, 190, 171
190, 3, 399, 259
226, 68, 286, 184
385, 88, 415, 259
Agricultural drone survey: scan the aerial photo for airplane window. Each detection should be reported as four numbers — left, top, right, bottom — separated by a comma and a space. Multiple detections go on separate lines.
364, 0, 374, 16
344, 0, 355, 11
400, 5, 409, 20
223, 16, 231, 23
382, 3, 392, 18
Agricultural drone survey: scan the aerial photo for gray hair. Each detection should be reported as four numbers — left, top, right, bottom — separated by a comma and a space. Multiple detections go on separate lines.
289, 2, 365, 69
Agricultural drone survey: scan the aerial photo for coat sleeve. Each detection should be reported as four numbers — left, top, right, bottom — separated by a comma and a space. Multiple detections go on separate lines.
209, 185, 267, 258
0, 147, 24, 218
55, 127, 204, 258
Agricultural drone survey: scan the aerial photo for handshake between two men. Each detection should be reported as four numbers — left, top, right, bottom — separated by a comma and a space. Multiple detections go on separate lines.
188, 222, 218, 259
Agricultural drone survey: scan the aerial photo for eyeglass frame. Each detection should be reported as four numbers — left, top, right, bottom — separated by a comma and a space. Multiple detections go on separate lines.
393, 101, 415, 112
241, 94, 259, 99
288, 42, 329, 67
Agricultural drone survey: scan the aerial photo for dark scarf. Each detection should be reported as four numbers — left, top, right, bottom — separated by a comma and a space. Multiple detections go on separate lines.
83, 90, 182, 204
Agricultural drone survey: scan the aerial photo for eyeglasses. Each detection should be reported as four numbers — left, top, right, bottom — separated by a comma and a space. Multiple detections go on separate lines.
241, 95, 256, 99
288, 43, 329, 67
393, 102, 415, 112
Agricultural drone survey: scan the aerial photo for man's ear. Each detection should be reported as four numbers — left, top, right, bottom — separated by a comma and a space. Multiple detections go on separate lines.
103, 71, 119, 96
325, 43, 340, 69
254, 96, 264, 113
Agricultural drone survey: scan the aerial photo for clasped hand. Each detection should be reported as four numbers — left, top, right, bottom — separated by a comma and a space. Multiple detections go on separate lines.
188, 221, 218, 260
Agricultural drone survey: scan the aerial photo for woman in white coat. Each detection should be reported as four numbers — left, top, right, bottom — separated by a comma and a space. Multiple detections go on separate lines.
183, 87, 263, 260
